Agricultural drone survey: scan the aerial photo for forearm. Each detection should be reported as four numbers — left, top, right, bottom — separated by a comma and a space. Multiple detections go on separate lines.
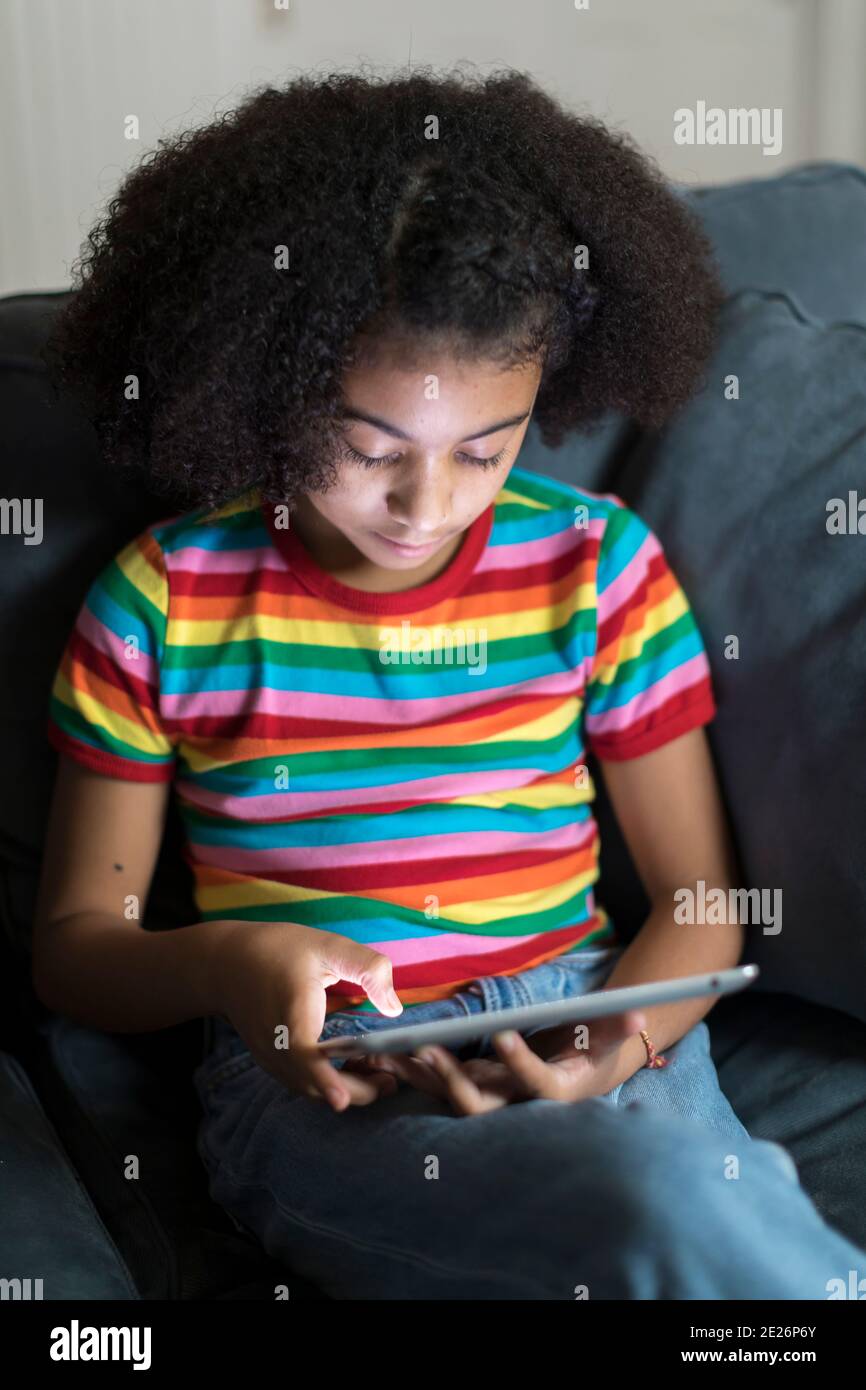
32, 913, 236, 1032
599, 898, 745, 1088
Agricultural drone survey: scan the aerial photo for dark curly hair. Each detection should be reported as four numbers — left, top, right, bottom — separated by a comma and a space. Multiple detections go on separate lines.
43, 63, 726, 513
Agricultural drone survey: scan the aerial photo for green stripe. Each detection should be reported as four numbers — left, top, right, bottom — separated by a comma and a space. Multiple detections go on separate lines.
99, 559, 167, 651
197, 883, 594, 936
598, 610, 697, 694
48, 694, 170, 765
162, 611, 597, 672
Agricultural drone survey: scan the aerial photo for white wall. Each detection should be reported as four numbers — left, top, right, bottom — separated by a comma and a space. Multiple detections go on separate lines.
1, 0, 864, 296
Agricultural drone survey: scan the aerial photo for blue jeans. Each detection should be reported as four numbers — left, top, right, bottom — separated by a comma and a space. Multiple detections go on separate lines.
193, 945, 866, 1298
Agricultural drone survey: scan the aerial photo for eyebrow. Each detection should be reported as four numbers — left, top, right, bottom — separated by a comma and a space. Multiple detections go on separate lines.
340, 408, 530, 444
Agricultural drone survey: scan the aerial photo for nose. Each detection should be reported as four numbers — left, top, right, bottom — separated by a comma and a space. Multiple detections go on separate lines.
386, 471, 451, 538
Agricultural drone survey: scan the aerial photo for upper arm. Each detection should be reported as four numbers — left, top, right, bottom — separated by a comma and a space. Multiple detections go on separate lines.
597, 726, 741, 904
32, 755, 171, 985
582, 499, 737, 906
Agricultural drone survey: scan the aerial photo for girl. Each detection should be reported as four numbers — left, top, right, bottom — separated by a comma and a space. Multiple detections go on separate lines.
34, 68, 861, 1299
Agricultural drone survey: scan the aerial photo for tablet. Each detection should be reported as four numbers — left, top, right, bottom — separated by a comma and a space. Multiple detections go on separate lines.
317, 963, 760, 1058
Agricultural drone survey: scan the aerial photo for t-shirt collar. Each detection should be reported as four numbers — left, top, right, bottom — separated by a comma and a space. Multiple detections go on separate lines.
262, 498, 493, 613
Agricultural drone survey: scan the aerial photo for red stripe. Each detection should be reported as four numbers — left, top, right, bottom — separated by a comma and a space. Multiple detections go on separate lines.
46, 720, 174, 782
168, 534, 600, 603
174, 688, 567, 742
589, 683, 716, 761
233, 842, 595, 892
326, 920, 608, 999
594, 550, 668, 650
469, 533, 601, 598
65, 627, 161, 712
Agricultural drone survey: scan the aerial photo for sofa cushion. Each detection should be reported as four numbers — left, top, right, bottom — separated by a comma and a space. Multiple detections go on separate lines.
0, 1049, 138, 1299
520, 161, 866, 500
682, 161, 866, 325
0, 292, 196, 971
25, 1017, 324, 1299
607, 288, 866, 1024
710, 987, 866, 1255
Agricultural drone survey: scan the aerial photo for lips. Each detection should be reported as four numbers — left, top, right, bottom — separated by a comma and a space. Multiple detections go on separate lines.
375, 532, 445, 553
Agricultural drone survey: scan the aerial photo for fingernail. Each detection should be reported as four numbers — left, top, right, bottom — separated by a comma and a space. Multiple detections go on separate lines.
496, 1031, 517, 1051
416, 1048, 437, 1065
326, 1086, 347, 1110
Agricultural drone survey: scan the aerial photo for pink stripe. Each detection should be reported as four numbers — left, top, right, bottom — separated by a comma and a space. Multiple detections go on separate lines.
365, 930, 566, 967
596, 530, 658, 622
474, 516, 606, 574
165, 519, 606, 581
166, 542, 282, 575
177, 762, 584, 820
77, 606, 160, 686
585, 652, 710, 736
161, 661, 594, 723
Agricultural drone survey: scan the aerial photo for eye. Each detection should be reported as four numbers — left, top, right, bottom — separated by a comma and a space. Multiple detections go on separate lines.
341, 445, 403, 468
456, 446, 509, 470
341, 444, 509, 470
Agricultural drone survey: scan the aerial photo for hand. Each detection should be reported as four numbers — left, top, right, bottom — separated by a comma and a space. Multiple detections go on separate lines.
206, 919, 405, 1111
343, 1008, 647, 1115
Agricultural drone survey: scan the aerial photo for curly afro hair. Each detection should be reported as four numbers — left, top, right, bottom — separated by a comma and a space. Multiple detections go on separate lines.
43, 63, 726, 514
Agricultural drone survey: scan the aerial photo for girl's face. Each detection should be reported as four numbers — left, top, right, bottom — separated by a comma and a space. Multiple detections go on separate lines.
289, 344, 544, 590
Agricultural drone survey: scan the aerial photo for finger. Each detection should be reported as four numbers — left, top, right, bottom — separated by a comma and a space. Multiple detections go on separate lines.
461, 1056, 525, 1105
282, 991, 394, 1110
319, 939, 404, 1018
491, 1031, 567, 1100
341, 1056, 401, 1093
371, 1052, 449, 1099
341, 1054, 401, 1082
415, 1046, 489, 1115
300, 1047, 400, 1109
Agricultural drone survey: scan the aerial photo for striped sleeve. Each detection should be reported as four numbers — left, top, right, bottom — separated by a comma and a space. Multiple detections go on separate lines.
583, 500, 717, 760
45, 528, 177, 781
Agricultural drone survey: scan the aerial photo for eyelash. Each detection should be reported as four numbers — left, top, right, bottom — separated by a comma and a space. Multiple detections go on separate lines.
341, 443, 509, 470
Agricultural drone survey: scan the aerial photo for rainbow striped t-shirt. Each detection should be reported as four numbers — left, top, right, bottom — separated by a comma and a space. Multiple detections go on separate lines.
46, 466, 716, 1015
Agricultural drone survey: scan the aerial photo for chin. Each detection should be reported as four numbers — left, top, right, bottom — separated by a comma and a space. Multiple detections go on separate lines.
369, 530, 449, 563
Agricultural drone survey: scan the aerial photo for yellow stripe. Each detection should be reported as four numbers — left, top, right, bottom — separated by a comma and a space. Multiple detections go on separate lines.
115, 535, 168, 617
593, 587, 688, 687
192, 489, 262, 526
496, 484, 549, 511
195, 862, 600, 925
452, 777, 597, 810
448, 865, 599, 927
194, 877, 338, 911
170, 580, 597, 649
478, 696, 577, 745
53, 669, 174, 757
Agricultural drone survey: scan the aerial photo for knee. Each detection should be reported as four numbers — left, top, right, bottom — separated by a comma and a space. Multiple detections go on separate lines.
545, 1099, 749, 1297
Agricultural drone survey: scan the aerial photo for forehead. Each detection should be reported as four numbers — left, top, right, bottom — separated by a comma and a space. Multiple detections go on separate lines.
340, 357, 539, 443
342, 346, 540, 406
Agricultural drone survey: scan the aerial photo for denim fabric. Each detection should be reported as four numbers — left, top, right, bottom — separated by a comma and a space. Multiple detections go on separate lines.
192, 946, 866, 1299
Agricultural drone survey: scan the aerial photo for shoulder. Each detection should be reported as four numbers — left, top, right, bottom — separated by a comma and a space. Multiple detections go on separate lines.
111, 486, 265, 594
88, 488, 264, 632
144, 486, 264, 561
495, 465, 651, 564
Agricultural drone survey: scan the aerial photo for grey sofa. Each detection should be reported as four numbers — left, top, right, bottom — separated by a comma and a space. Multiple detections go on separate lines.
1, 160, 864, 1298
